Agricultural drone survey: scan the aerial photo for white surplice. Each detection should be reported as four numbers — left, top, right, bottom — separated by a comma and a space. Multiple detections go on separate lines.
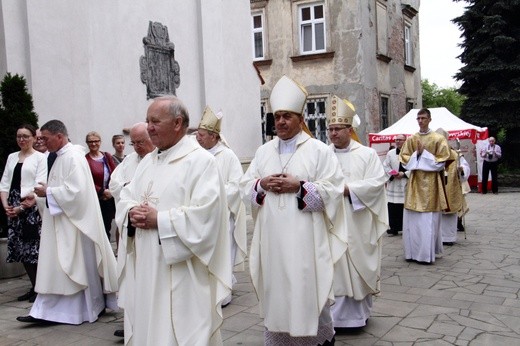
240, 132, 347, 338
331, 141, 388, 327
31, 143, 118, 324
116, 136, 231, 346
382, 148, 409, 204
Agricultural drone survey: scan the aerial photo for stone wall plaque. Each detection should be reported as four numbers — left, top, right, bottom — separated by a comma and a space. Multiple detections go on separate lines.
140, 21, 181, 99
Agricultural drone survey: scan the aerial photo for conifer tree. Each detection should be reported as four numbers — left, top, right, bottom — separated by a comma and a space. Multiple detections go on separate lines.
453, 0, 520, 168
0, 73, 38, 237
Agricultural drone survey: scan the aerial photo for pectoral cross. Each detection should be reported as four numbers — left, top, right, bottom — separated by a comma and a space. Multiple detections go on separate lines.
141, 181, 159, 206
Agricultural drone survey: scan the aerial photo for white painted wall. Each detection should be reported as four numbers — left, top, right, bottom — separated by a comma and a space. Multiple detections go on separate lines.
0, 0, 261, 161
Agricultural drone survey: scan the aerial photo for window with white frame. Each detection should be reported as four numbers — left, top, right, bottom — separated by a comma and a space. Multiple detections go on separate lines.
252, 12, 265, 60
404, 23, 413, 66
299, 3, 326, 54
304, 97, 328, 143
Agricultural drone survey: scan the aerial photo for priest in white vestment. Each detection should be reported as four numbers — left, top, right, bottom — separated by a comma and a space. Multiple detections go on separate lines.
399, 109, 451, 264
17, 119, 118, 325
240, 76, 347, 346
326, 96, 388, 329
108, 122, 155, 338
196, 107, 247, 306
382, 134, 409, 236
116, 96, 231, 346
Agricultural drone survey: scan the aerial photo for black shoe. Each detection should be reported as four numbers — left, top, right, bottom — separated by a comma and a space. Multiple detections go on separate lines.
114, 329, 124, 337
17, 289, 35, 301
334, 326, 364, 335
443, 242, 454, 246
386, 230, 398, 236
17, 315, 46, 323
28, 293, 37, 303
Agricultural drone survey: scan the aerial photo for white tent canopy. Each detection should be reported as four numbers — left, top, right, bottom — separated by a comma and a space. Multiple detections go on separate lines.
369, 107, 488, 144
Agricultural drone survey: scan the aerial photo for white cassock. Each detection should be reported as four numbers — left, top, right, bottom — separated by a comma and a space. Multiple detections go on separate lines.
116, 136, 231, 346
208, 142, 247, 305
30, 143, 118, 324
240, 132, 347, 344
331, 141, 388, 328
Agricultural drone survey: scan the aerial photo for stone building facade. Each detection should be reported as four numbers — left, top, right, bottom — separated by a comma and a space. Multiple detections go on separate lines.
250, 0, 421, 144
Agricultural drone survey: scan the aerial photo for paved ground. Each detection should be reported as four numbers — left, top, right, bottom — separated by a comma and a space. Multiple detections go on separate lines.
1, 190, 519, 345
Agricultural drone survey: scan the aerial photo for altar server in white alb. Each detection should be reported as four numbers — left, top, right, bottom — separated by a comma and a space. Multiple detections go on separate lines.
116, 96, 231, 345
108, 122, 155, 339
196, 107, 247, 306
382, 134, 409, 236
328, 96, 388, 330
240, 76, 347, 345
17, 119, 118, 325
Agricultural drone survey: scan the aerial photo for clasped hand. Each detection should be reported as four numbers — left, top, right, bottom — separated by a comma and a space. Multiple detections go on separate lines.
260, 173, 300, 194
129, 203, 158, 230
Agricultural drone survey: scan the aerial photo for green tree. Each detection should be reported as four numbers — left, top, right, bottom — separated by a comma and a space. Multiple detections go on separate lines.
453, 0, 520, 169
421, 79, 466, 116
0, 73, 38, 237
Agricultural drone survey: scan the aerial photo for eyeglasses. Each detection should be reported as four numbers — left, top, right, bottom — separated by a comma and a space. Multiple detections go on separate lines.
86, 140, 101, 144
327, 127, 348, 133
16, 135, 32, 140
130, 140, 146, 147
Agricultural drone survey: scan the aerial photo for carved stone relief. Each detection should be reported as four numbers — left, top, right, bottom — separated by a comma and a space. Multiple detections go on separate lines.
140, 21, 181, 99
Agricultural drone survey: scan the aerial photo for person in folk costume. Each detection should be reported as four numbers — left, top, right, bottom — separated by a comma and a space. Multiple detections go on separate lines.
240, 75, 347, 345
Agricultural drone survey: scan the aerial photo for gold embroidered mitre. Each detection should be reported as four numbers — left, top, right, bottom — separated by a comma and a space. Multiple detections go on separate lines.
198, 106, 222, 134
327, 95, 361, 128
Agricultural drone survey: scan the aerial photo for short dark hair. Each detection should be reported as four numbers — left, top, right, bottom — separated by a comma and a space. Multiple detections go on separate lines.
41, 120, 68, 136
112, 134, 125, 145
417, 108, 431, 118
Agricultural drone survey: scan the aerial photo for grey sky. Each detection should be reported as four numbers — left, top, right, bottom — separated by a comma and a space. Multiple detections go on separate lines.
419, 0, 467, 88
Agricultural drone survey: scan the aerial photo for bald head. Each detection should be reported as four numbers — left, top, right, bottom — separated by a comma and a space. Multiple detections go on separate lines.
130, 122, 155, 157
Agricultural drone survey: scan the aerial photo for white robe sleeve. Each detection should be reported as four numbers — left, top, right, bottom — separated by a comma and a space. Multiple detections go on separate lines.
157, 209, 193, 265
403, 149, 445, 172
460, 156, 471, 182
